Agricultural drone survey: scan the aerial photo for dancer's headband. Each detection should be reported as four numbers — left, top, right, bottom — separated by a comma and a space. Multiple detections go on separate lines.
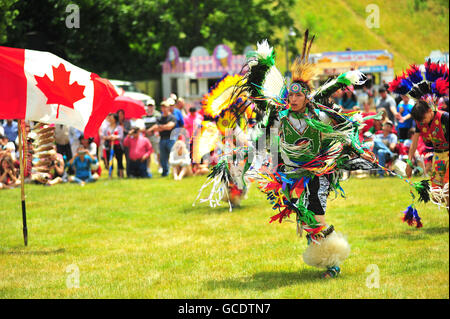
289, 82, 309, 95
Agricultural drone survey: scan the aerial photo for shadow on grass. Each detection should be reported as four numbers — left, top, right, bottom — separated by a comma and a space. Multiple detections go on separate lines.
0, 248, 66, 255
206, 269, 322, 291
367, 226, 448, 242
422, 226, 449, 235
183, 202, 257, 215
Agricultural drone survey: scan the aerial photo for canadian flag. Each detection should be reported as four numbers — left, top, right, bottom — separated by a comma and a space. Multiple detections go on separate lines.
0, 46, 118, 137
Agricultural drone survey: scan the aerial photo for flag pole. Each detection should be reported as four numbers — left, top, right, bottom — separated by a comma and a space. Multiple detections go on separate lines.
18, 120, 28, 246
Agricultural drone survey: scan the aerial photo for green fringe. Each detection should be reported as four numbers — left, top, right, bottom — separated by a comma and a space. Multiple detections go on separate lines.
304, 117, 334, 133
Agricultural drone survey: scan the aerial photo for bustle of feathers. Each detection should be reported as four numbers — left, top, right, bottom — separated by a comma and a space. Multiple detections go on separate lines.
389, 60, 449, 99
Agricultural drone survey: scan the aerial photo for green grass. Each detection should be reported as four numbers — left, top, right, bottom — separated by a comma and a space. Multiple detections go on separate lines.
275, 0, 449, 74
0, 167, 448, 298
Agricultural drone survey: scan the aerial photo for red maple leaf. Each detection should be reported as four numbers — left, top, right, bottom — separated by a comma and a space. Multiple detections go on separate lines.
34, 63, 86, 118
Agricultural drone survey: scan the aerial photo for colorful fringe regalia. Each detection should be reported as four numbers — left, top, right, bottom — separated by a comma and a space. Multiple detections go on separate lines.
193, 73, 255, 208
388, 60, 449, 221
194, 30, 429, 277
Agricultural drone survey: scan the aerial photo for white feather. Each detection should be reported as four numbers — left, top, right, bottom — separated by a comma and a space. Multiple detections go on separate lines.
256, 39, 273, 59
345, 70, 367, 85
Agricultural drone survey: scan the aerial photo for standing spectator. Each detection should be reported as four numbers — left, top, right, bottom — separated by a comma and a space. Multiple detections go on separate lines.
69, 126, 83, 161
168, 97, 184, 129
397, 95, 414, 141
184, 105, 203, 161
148, 100, 176, 177
123, 127, 153, 178
184, 106, 203, 140
376, 87, 398, 126
117, 109, 132, 177
169, 140, 192, 180
68, 146, 98, 185
372, 121, 398, 177
143, 100, 161, 174
2, 120, 18, 146
102, 113, 124, 178
355, 87, 369, 110
175, 97, 188, 117
54, 124, 72, 162
0, 122, 4, 137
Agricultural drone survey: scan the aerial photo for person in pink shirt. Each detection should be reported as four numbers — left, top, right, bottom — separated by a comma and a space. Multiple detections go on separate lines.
184, 106, 203, 140
184, 106, 203, 161
123, 127, 153, 178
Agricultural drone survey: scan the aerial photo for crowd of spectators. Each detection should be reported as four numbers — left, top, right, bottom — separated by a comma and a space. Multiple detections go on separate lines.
0, 92, 210, 190
341, 82, 449, 178
2, 81, 448, 190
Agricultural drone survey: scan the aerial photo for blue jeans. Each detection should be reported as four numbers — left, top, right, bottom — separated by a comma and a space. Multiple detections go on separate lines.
373, 138, 394, 176
128, 159, 151, 178
159, 139, 175, 176
72, 176, 95, 184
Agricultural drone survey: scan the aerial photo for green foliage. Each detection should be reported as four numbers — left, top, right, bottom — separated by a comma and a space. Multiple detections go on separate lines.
2, 0, 296, 80
0, 0, 19, 43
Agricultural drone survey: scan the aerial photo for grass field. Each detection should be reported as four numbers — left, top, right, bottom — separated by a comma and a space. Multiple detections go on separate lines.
0, 167, 448, 299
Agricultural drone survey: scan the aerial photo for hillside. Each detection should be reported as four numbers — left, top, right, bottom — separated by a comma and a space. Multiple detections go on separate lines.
276, 0, 449, 73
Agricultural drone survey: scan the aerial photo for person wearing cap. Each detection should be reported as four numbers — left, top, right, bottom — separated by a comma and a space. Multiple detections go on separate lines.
141, 102, 161, 175
372, 120, 398, 177
147, 100, 177, 177
175, 97, 188, 117
376, 87, 398, 125
167, 97, 184, 129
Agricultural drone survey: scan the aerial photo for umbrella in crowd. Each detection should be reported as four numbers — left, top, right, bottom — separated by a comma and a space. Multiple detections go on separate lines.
111, 96, 146, 119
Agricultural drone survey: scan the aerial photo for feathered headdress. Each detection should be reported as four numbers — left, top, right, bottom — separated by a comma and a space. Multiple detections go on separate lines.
290, 29, 316, 93
388, 60, 449, 101
231, 39, 287, 115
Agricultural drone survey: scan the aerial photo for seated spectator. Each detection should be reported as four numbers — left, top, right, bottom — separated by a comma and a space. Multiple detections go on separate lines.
80, 135, 101, 177
339, 86, 359, 111
0, 155, 19, 189
169, 140, 192, 180
372, 121, 398, 177
46, 148, 67, 186
68, 146, 99, 186
123, 127, 153, 178
1, 134, 16, 159
192, 154, 212, 176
